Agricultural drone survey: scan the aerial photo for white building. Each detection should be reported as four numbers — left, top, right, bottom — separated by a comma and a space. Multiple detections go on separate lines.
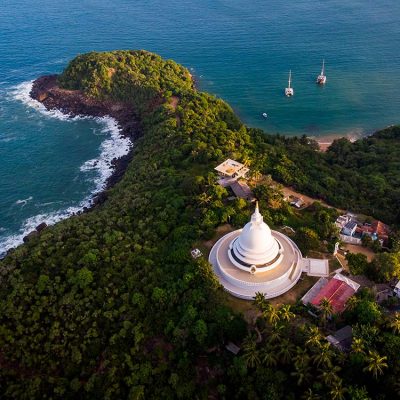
209, 203, 328, 300
214, 159, 249, 179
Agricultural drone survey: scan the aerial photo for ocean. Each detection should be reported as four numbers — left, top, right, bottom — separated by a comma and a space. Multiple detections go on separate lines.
0, 0, 399, 254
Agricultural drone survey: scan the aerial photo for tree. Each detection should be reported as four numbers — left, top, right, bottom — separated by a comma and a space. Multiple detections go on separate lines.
347, 386, 371, 400
345, 296, 359, 312
363, 350, 388, 379
318, 365, 342, 386
301, 388, 321, 400
253, 292, 268, 311
261, 345, 278, 367
242, 335, 260, 368
329, 381, 347, 400
388, 312, 400, 334
268, 324, 285, 344
295, 227, 320, 255
313, 342, 333, 368
279, 304, 295, 322
370, 252, 400, 282
319, 298, 334, 325
305, 326, 323, 349
262, 304, 281, 327
278, 338, 296, 364
351, 338, 365, 355
352, 299, 382, 325
345, 253, 369, 276
291, 359, 312, 386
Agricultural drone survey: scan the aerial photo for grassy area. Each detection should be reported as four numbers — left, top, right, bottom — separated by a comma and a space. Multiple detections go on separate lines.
269, 274, 319, 306
329, 257, 344, 273
222, 274, 319, 321
223, 295, 259, 325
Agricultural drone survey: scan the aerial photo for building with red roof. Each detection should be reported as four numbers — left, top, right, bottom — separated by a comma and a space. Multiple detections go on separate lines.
302, 274, 360, 314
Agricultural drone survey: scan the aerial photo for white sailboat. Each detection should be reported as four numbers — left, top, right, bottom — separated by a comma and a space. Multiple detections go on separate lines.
316, 59, 327, 85
285, 70, 294, 96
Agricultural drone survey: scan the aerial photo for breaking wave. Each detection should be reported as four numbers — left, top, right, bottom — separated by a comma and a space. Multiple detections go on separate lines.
0, 81, 132, 257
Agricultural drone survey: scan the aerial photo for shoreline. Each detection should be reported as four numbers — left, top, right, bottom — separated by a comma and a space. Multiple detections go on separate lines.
1, 75, 142, 255
311, 131, 363, 152
30, 75, 142, 205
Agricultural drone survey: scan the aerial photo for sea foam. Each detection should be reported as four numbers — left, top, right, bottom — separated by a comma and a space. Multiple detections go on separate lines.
0, 81, 132, 257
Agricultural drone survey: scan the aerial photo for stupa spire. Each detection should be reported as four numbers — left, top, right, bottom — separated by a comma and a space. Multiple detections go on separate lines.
252, 201, 263, 224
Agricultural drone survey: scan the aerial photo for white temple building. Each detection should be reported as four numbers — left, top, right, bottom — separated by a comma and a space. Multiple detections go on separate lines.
209, 203, 329, 300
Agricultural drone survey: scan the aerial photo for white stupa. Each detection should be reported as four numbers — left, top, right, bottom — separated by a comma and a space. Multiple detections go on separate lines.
209, 203, 304, 300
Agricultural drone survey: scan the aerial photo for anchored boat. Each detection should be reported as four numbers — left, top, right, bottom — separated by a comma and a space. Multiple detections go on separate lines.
285, 70, 294, 96
316, 59, 327, 85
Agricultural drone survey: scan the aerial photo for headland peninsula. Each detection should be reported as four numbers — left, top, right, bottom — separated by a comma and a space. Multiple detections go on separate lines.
0, 50, 399, 399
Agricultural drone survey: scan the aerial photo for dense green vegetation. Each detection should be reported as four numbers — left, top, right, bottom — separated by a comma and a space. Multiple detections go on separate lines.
0, 50, 399, 399
239, 292, 400, 400
248, 126, 400, 225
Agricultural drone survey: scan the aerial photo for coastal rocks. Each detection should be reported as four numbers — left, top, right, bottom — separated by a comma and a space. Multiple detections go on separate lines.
23, 231, 39, 243
36, 222, 47, 232
30, 74, 143, 194
22, 222, 48, 244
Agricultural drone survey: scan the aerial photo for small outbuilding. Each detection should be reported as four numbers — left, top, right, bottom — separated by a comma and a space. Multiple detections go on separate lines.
191, 248, 203, 259
326, 325, 353, 352
229, 180, 254, 201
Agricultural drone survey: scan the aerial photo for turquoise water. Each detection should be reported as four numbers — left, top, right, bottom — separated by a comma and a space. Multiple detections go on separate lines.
1, 0, 399, 253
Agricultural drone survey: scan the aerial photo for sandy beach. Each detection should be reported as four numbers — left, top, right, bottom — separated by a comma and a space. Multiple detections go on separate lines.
312, 131, 364, 152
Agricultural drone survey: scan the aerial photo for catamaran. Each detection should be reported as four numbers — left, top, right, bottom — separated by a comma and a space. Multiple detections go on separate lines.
316, 59, 327, 85
285, 70, 294, 96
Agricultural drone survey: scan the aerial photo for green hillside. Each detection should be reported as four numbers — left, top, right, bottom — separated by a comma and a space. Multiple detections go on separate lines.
0, 50, 399, 399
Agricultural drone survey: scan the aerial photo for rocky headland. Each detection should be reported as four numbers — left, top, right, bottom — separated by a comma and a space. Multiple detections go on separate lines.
30, 75, 142, 202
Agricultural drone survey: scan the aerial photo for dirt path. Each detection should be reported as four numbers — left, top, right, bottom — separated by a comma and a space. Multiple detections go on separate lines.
342, 244, 375, 261
281, 186, 334, 209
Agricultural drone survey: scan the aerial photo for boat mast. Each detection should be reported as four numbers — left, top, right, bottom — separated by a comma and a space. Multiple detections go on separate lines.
288, 70, 292, 88
321, 59, 325, 76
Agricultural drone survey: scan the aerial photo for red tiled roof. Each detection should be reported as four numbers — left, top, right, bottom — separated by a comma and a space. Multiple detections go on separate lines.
372, 220, 390, 237
311, 278, 356, 314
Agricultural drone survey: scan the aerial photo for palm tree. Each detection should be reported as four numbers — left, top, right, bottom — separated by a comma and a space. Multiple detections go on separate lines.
242, 335, 260, 368
301, 388, 321, 400
363, 350, 388, 379
261, 345, 278, 367
242, 156, 251, 168
268, 323, 285, 344
329, 381, 347, 400
253, 292, 268, 311
319, 298, 334, 325
351, 337, 365, 354
280, 304, 296, 322
197, 192, 212, 205
262, 304, 280, 327
252, 170, 262, 182
313, 342, 333, 368
291, 359, 312, 386
278, 338, 296, 364
345, 295, 358, 312
305, 326, 323, 349
318, 365, 342, 386
294, 346, 310, 364
388, 312, 400, 334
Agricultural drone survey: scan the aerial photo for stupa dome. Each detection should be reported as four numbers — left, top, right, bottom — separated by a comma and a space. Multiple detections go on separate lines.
209, 201, 306, 299
228, 203, 282, 272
